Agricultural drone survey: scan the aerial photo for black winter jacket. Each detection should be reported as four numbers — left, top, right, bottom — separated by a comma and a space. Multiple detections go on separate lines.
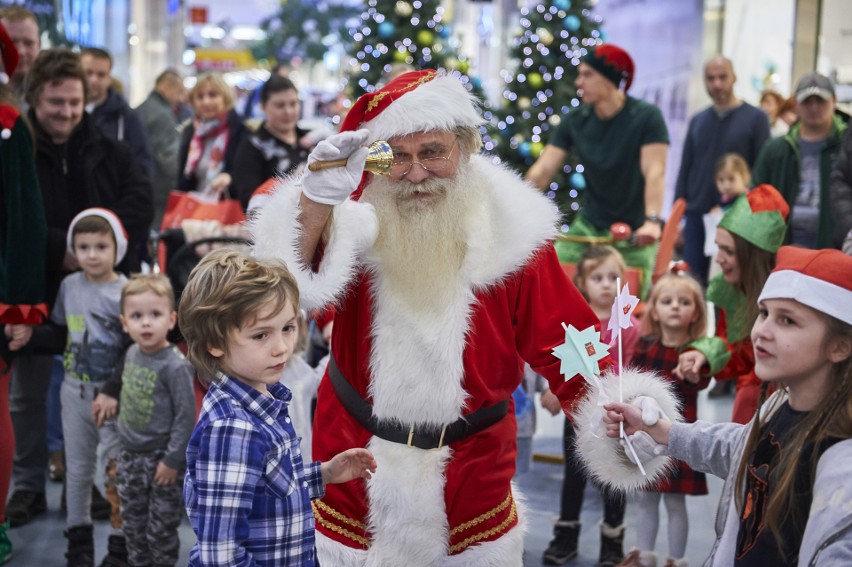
90, 88, 155, 181
29, 110, 153, 306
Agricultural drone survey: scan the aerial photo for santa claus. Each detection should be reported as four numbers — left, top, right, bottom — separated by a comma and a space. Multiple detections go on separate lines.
252, 70, 600, 565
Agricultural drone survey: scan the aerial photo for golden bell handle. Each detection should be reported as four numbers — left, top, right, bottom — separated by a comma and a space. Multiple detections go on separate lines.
307, 140, 394, 176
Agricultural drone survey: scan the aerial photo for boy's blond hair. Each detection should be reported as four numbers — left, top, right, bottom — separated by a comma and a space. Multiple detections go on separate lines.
121, 274, 175, 313
178, 249, 299, 384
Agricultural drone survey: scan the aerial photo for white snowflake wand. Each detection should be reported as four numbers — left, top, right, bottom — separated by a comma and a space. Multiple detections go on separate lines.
552, 321, 644, 473
605, 278, 646, 475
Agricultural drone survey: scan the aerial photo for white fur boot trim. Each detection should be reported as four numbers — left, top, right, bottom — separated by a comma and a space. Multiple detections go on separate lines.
622, 548, 659, 567
573, 369, 682, 492
664, 556, 688, 567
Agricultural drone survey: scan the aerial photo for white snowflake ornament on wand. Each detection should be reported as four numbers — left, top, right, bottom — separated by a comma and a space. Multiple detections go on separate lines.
609, 277, 646, 475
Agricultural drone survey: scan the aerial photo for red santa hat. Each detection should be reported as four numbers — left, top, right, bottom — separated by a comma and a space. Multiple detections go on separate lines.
339, 69, 483, 200
758, 246, 852, 325
580, 44, 634, 92
247, 177, 278, 214
0, 21, 19, 83
66, 207, 129, 266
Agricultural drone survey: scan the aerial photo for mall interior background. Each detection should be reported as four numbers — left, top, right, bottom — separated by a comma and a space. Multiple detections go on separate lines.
2, 0, 850, 208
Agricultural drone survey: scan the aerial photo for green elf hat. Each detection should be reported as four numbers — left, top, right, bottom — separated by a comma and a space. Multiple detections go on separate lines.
717, 184, 789, 253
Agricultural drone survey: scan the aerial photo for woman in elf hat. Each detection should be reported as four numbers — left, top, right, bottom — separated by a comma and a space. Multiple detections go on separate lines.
0, 20, 47, 562
601, 246, 852, 566
676, 184, 789, 424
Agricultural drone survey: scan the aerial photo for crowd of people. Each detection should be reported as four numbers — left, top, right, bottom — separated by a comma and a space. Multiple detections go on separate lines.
2, 4, 852, 567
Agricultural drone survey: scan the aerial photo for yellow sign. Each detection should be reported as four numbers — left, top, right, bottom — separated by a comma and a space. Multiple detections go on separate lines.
193, 48, 257, 71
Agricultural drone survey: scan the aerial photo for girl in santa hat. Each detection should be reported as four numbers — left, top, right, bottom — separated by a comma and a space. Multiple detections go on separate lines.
675, 184, 790, 424
601, 246, 852, 566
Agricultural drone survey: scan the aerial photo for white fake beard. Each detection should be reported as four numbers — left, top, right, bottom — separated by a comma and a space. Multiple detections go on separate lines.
361, 165, 480, 313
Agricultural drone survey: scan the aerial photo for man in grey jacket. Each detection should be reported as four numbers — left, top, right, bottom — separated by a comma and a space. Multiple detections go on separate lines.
81, 47, 154, 184
136, 69, 187, 229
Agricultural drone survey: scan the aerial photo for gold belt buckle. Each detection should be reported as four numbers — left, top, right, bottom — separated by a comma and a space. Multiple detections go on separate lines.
406, 424, 448, 449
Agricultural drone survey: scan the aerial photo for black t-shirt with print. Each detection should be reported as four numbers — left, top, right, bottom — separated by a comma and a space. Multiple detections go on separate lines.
735, 401, 809, 566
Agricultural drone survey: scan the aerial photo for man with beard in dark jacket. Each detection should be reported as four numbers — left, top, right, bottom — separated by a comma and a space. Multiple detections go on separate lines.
81, 47, 154, 181
5, 48, 151, 531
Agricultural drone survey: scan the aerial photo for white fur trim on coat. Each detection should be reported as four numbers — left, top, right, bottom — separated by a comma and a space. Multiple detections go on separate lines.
250, 177, 378, 312
362, 72, 484, 142
573, 369, 682, 492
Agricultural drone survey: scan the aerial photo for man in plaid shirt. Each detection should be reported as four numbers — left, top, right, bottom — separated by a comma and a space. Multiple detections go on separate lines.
179, 250, 376, 566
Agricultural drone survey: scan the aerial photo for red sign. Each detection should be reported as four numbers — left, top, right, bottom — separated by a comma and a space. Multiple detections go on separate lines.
189, 6, 208, 24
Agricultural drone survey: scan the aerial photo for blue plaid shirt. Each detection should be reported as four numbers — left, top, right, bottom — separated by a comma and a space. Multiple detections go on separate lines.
185, 376, 323, 566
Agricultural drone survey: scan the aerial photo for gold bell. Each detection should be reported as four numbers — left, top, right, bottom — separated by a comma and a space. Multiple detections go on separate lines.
307, 140, 394, 176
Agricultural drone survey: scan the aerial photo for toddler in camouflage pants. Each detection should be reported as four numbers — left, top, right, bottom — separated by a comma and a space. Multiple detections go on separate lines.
95, 275, 196, 566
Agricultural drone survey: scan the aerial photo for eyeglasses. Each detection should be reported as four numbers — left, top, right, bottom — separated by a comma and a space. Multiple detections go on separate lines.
388, 140, 458, 179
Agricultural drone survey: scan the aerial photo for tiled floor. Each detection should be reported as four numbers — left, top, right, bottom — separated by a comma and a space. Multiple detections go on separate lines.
5, 389, 735, 566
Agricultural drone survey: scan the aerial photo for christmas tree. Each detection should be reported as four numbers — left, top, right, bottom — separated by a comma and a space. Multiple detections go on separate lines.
483, 0, 603, 225
254, 1, 359, 65
346, 0, 482, 99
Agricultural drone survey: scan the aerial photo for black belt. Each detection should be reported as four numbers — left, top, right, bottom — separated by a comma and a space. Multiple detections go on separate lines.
328, 355, 509, 450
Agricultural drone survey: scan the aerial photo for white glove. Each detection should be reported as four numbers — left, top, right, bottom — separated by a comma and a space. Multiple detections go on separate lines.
631, 395, 668, 426
621, 430, 666, 465
301, 129, 371, 206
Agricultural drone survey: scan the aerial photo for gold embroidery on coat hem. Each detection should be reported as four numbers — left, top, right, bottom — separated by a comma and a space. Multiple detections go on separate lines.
449, 499, 518, 554
449, 493, 513, 536
312, 501, 371, 547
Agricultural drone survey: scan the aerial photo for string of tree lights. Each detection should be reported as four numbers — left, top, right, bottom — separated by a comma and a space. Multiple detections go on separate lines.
483, 0, 603, 225
256, 1, 359, 66
346, 0, 483, 99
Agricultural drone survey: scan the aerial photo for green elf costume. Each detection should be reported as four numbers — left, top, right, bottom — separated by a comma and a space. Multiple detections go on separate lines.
0, 22, 47, 564
682, 184, 789, 424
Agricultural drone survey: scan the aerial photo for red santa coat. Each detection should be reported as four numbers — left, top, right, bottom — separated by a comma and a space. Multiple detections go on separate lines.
252, 155, 599, 565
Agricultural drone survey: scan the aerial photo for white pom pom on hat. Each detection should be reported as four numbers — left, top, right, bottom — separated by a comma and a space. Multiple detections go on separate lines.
66, 207, 129, 266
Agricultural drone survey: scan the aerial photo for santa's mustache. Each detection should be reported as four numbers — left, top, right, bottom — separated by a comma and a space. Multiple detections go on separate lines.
393, 177, 449, 200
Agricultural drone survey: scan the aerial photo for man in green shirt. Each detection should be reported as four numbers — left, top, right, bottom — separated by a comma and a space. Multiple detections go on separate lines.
527, 44, 669, 297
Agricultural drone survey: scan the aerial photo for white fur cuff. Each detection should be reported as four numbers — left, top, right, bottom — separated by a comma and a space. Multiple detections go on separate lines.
572, 369, 682, 492
251, 179, 378, 311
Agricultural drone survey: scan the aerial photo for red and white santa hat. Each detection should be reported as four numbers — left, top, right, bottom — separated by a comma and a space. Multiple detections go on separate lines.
247, 177, 277, 213
339, 69, 483, 200
758, 246, 852, 325
0, 21, 20, 84
66, 207, 129, 266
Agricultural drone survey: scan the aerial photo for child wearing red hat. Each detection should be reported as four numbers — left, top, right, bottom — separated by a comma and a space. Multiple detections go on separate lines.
676, 184, 790, 423
8, 208, 133, 566
599, 245, 852, 566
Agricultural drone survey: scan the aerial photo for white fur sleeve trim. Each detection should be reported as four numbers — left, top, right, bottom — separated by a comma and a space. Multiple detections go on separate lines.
572, 369, 683, 493
250, 179, 378, 312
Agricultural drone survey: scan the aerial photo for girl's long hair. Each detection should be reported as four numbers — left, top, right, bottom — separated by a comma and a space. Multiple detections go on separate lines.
734, 314, 852, 560
732, 231, 775, 328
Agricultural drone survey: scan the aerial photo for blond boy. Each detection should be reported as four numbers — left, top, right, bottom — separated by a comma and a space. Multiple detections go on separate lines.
94, 274, 195, 567
178, 249, 376, 566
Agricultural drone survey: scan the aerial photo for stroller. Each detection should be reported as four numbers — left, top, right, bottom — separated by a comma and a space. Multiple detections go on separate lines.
151, 227, 252, 308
